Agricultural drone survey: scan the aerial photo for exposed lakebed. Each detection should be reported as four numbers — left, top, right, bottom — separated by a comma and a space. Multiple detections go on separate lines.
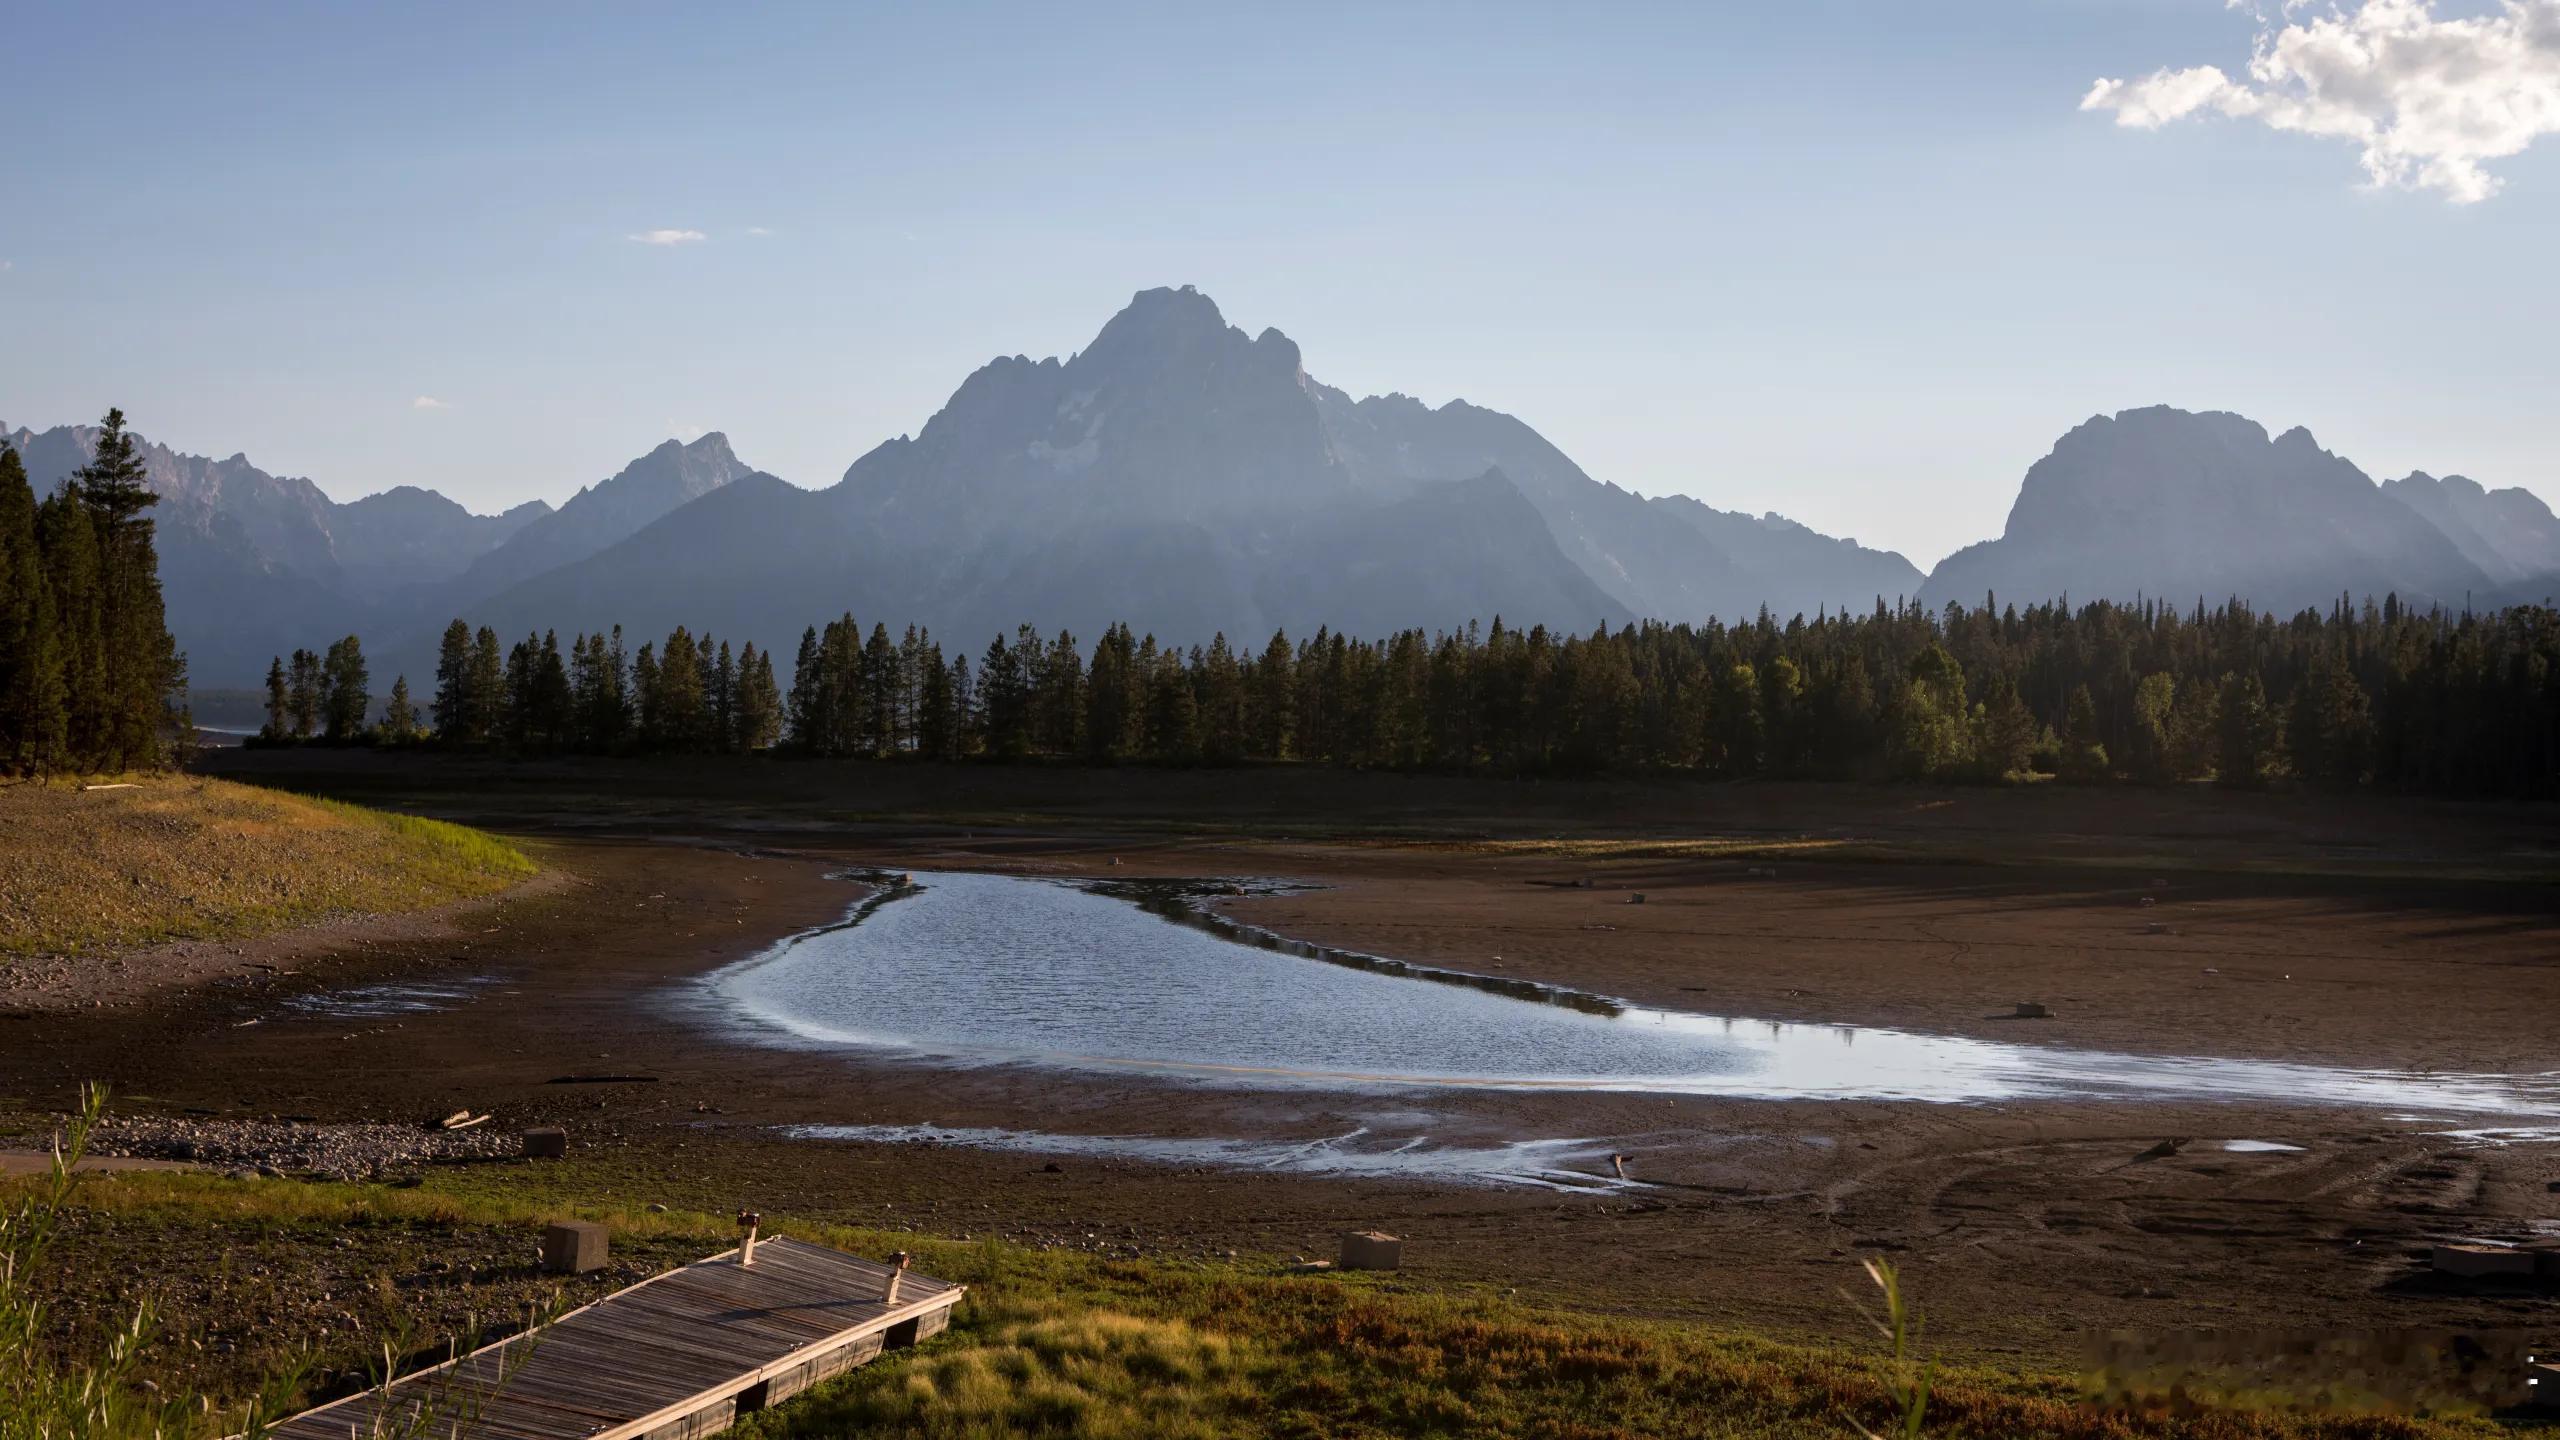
708, 870, 2560, 1115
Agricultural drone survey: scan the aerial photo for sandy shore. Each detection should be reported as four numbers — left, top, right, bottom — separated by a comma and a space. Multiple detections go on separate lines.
8, 821, 2559, 1363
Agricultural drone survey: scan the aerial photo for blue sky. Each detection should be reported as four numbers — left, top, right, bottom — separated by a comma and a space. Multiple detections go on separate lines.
4, 0, 2554, 567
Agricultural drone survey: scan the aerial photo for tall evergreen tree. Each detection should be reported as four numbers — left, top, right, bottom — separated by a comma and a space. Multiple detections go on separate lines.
468, 627, 505, 744
734, 643, 782, 751
262, 656, 290, 740
322, 636, 370, 741
0, 445, 66, 774
380, 675, 420, 743
36, 487, 105, 765
432, 620, 474, 740
2058, 684, 2109, 782
67, 409, 181, 768
2216, 670, 2278, 789
286, 648, 323, 738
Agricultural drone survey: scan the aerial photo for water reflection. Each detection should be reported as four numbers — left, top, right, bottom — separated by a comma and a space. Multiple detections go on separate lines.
710, 871, 2560, 1116
781, 1122, 1644, 1191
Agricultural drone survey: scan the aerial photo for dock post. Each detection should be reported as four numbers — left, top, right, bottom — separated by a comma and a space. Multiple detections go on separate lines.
883, 1250, 911, 1304
738, 1210, 762, 1266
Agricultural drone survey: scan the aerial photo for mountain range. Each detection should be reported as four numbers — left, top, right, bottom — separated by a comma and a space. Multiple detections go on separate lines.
6, 286, 2553, 691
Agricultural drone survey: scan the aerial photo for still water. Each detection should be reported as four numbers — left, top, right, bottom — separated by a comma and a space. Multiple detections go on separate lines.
710, 871, 2557, 1115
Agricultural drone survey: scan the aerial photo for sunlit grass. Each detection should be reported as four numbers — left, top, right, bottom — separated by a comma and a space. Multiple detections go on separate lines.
0, 776, 534, 956
8, 1166, 2500, 1440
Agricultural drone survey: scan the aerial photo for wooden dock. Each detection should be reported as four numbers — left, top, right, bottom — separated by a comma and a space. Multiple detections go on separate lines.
270, 1238, 962, 1440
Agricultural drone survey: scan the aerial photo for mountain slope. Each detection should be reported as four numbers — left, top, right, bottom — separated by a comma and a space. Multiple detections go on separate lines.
1649, 496, 1923, 618
1920, 406, 2493, 614
2380, 471, 2560, 588
448, 433, 753, 601
1308, 387, 1757, 623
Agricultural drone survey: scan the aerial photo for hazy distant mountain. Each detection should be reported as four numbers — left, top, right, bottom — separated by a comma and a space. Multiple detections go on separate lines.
2379, 471, 2560, 589
1920, 406, 2493, 615
447, 433, 752, 602
45, 297, 2550, 694
2, 419, 549, 684
1308, 387, 1753, 622
1648, 496, 1922, 618
337, 487, 553, 590
443, 293, 1632, 671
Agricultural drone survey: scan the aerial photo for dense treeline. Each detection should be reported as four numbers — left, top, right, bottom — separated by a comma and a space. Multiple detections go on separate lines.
0, 412, 188, 774
363, 598, 2560, 801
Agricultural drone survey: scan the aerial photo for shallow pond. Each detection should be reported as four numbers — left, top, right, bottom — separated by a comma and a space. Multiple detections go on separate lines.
710, 871, 2558, 1115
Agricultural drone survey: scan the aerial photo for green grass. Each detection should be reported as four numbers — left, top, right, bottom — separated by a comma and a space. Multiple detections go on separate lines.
9, 1166, 2502, 1440
0, 776, 535, 956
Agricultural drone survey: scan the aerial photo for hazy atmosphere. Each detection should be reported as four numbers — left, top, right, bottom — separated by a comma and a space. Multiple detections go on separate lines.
8, 0, 2556, 568
12, 8, 2560, 1438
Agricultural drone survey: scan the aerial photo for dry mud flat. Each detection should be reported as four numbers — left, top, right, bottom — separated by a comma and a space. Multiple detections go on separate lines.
8, 808, 2560, 1364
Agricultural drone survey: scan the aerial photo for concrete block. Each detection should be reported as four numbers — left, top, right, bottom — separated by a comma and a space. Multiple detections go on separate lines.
543, 1220, 608, 1274
1338, 1230, 1402, 1271
2430, 1244, 2534, 1279
522, 1127, 568, 1159
2014, 1002, 2049, 1019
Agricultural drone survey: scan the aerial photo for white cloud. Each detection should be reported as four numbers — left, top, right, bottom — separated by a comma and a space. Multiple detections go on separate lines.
0, 259, 12, 271
744, 226, 774, 237
2082, 0, 2560, 202
629, 228, 708, 246
412, 395, 451, 411
672, 423, 707, 441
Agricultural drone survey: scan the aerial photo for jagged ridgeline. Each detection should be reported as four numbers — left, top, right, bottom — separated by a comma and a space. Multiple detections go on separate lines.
10, 287, 2560, 788
0, 412, 187, 774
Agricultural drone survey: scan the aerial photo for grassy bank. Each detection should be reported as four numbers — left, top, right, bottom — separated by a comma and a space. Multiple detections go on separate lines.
0, 775, 535, 956
12, 1161, 2500, 1440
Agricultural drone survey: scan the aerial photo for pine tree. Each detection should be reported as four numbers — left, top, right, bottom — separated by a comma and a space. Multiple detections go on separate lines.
2128, 672, 2177, 782
433, 620, 473, 740
1890, 645, 1971, 779
710, 641, 738, 751
0, 444, 67, 774
734, 643, 782, 751
380, 676, 419, 743
2059, 684, 2109, 782
2216, 670, 2277, 789
287, 649, 323, 738
68, 409, 181, 768
531, 631, 573, 748
322, 636, 370, 741
468, 627, 505, 745
1972, 675, 2038, 781
262, 656, 289, 740
657, 626, 705, 750
1706, 662, 1763, 777
918, 646, 956, 760
788, 626, 823, 750
37, 488, 105, 766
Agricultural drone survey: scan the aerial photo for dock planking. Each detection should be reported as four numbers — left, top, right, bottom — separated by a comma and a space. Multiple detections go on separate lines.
269, 1237, 962, 1440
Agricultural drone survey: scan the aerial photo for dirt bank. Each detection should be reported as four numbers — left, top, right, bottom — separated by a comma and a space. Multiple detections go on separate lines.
9, 815, 2558, 1367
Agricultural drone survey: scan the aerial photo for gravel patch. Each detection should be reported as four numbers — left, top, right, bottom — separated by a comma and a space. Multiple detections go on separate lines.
88, 1115, 520, 1181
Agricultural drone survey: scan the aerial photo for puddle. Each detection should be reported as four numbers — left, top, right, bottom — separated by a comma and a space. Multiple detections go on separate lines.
708, 871, 2560, 1116
781, 1122, 1644, 1191
284, 976, 500, 1018
2220, 1139, 2308, 1153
